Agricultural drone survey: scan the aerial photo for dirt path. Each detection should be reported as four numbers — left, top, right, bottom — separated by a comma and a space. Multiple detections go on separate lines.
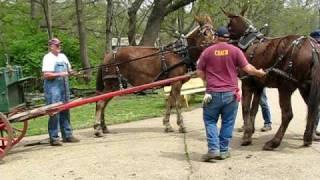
1, 89, 320, 180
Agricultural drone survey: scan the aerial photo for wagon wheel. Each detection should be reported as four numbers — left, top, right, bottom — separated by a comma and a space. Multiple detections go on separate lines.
6, 111, 29, 146
0, 113, 13, 160
11, 121, 28, 146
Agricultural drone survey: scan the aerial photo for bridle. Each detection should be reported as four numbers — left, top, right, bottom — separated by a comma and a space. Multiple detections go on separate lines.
228, 16, 258, 39
199, 24, 215, 36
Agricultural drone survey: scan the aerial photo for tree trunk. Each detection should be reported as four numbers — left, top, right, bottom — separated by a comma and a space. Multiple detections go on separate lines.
75, 0, 90, 79
30, 0, 38, 20
140, 0, 197, 46
127, 0, 144, 45
42, 0, 53, 39
105, 0, 113, 53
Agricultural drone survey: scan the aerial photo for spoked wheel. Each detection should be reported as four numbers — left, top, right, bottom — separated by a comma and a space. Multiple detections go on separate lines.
11, 121, 28, 146
0, 113, 13, 160
7, 111, 29, 146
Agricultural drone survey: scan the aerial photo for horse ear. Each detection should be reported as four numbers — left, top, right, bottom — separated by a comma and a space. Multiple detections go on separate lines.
194, 15, 200, 23
240, 4, 248, 16
195, 15, 205, 26
221, 7, 236, 18
205, 16, 213, 24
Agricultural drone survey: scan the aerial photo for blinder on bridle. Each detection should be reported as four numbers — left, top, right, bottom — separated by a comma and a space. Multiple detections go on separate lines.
227, 15, 265, 50
199, 24, 215, 36
228, 15, 257, 37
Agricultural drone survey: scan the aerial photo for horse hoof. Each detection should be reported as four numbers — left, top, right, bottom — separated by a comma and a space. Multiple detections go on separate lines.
94, 131, 103, 137
179, 127, 187, 133
263, 140, 279, 151
102, 128, 110, 134
164, 127, 174, 133
241, 140, 252, 146
303, 141, 312, 146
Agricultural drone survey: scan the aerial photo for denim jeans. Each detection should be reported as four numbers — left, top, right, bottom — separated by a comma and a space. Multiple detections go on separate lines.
203, 91, 239, 153
44, 62, 73, 141
260, 88, 272, 125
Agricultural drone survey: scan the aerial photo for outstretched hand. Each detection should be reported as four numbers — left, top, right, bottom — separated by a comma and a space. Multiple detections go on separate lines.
68, 71, 81, 76
257, 69, 266, 78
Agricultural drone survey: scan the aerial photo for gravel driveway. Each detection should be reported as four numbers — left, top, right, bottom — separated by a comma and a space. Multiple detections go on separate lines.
1, 88, 320, 180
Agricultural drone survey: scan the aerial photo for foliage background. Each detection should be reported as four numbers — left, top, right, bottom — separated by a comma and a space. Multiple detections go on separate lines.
0, 0, 320, 84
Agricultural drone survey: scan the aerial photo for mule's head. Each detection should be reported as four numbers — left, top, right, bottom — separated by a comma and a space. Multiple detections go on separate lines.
222, 8, 254, 40
186, 15, 215, 47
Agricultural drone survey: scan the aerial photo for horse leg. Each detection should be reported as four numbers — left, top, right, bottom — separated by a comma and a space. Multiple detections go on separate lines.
263, 88, 294, 150
94, 99, 111, 137
101, 98, 113, 134
172, 83, 186, 133
298, 87, 320, 141
241, 86, 254, 146
163, 93, 174, 133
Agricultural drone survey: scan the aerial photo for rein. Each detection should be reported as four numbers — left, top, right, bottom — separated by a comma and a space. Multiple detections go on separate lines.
73, 45, 204, 76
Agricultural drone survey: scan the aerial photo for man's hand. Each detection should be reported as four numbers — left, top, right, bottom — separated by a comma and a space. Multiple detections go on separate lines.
202, 93, 212, 107
256, 68, 266, 78
242, 64, 266, 78
68, 71, 80, 76
59, 72, 69, 77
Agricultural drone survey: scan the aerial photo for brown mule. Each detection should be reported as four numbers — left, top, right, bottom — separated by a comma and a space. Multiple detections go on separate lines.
93, 16, 215, 137
223, 9, 320, 150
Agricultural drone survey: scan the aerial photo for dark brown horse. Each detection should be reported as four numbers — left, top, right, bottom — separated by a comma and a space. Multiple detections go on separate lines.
223, 9, 320, 150
93, 16, 215, 137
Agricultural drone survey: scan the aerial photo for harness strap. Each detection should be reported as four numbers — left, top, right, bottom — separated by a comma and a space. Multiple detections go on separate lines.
159, 46, 168, 73
153, 61, 185, 81
110, 49, 126, 89
248, 38, 264, 63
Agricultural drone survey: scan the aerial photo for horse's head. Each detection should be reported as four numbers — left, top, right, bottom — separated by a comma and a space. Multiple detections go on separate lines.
186, 15, 215, 47
222, 8, 255, 40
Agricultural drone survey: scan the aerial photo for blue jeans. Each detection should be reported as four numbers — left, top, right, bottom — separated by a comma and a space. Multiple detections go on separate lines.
260, 89, 271, 125
203, 91, 239, 153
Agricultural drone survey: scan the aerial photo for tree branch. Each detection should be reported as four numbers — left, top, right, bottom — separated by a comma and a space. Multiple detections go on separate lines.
164, 0, 197, 16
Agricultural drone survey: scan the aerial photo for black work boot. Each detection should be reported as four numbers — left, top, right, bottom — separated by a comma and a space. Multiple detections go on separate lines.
63, 136, 80, 143
50, 139, 63, 146
201, 151, 220, 162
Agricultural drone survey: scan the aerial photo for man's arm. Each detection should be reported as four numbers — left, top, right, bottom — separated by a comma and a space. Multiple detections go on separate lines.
43, 71, 69, 80
241, 64, 266, 78
197, 69, 206, 81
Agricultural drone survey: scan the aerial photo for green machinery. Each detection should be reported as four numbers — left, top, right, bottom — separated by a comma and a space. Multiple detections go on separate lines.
0, 66, 31, 113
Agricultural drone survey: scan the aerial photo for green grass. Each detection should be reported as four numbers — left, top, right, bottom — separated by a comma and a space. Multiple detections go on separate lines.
23, 93, 203, 136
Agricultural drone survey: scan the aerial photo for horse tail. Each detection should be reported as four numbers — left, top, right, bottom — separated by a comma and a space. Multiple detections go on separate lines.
307, 46, 320, 134
96, 64, 104, 92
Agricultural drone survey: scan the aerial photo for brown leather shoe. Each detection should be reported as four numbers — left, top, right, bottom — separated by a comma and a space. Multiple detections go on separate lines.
50, 140, 63, 146
63, 136, 80, 143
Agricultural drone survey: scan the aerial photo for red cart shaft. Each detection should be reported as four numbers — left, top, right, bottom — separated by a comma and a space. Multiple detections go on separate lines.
48, 74, 191, 113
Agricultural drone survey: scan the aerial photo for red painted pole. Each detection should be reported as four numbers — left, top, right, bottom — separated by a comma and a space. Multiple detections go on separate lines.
48, 74, 191, 113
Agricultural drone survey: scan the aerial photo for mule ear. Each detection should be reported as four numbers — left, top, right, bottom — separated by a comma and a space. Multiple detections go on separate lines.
195, 15, 205, 26
194, 15, 201, 23
221, 7, 236, 18
205, 15, 213, 25
240, 4, 248, 16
